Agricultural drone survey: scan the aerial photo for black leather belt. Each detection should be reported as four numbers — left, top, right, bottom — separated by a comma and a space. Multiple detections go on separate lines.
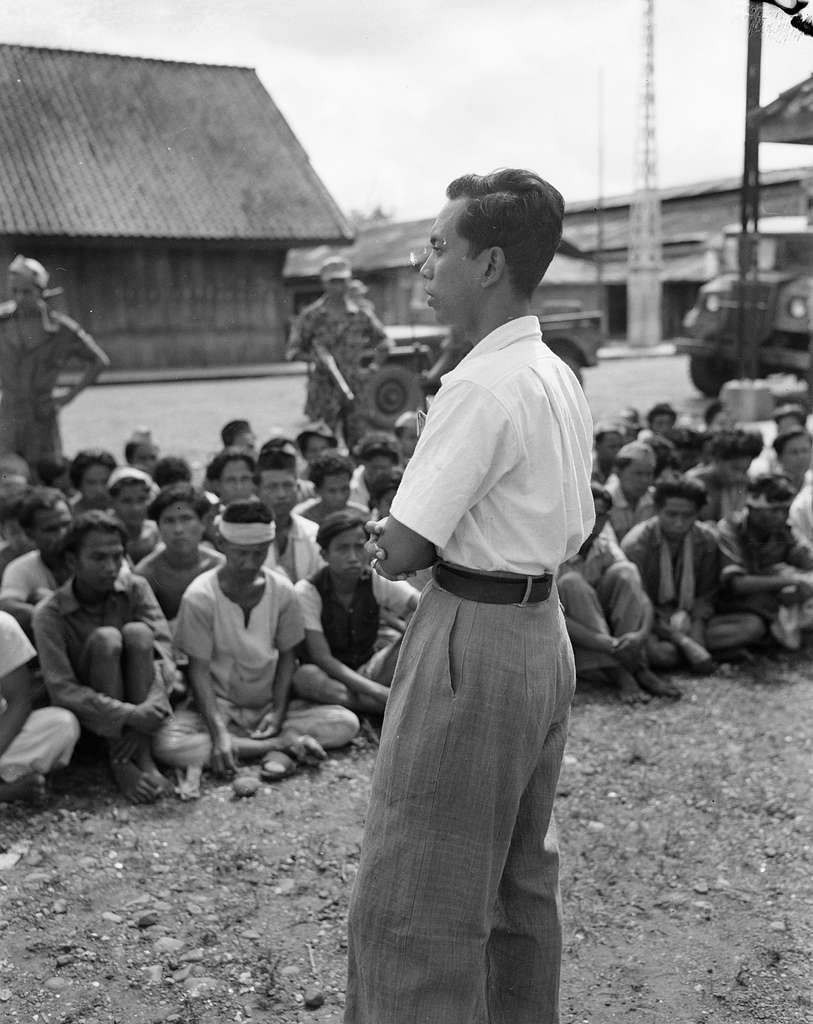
433, 562, 553, 606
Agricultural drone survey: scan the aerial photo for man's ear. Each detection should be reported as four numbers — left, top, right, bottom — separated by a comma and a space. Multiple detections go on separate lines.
480, 246, 507, 289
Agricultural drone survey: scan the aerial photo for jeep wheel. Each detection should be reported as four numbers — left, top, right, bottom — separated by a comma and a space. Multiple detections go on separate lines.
367, 365, 424, 428
688, 354, 733, 397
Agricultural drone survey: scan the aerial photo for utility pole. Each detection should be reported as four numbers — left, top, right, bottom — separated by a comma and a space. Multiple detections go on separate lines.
738, 1, 763, 379
596, 67, 607, 340
627, 0, 662, 348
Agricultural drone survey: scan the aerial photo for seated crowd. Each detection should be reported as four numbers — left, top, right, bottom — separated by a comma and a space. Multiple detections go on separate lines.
3, 396, 813, 805
0, 418, 417, 805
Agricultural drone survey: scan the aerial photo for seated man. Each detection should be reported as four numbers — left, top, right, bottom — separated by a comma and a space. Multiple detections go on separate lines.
296, 420, 339, 477
205, 448, 256, 507
640, 401, 677, 440
558, 484, 676, 703
772, 426, 812, 496
124, 429, 160, 479
69, 448, 117, 515
0, 610, 80, 804
621, 478, 722, 672
108, 467, 160, 565
606, 441, 657, 541
153, 499, 358, 790
293, 510, 421, 715
687, 428, 763, 522
591, 420, 625, 485
349, 433, 401, 509
256, 447, 323, 582
0, 490, 35, 580
134, 483, 224, 624
0, 486, 73, 636
35, 454, 74, 498
292, 451, 367, 525
715, 473, 813, 651
32, 511, 176, 803
220, 419, 256, 457
393, 411, 420, 464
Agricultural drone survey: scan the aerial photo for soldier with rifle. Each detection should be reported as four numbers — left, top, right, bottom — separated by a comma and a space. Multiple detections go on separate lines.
0, 256, 109, 468
286, 257, 387, 450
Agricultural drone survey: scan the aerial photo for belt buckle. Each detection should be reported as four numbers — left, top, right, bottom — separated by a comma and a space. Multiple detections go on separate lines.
514, 575, 534, 608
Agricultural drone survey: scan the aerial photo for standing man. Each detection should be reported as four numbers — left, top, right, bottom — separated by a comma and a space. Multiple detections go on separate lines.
346, 170, 594, 1024
0, 256, 109, 465
286, 256, 387, 450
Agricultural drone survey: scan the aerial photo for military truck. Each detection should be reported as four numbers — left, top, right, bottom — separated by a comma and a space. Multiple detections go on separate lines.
367, 304, 602, 427
677, 216, 813, 396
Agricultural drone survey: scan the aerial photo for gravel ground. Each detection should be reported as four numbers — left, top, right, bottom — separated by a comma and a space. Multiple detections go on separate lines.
1, 651, 810, 1024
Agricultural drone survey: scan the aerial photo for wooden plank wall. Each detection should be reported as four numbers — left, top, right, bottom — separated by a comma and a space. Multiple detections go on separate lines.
3, 243, 291, 369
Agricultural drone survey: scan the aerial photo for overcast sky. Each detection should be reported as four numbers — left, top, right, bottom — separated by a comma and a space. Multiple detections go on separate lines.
3, 0, 813, 220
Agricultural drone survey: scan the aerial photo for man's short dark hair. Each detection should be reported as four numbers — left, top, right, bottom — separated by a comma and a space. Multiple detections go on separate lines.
221, 497, 273, 525
221, 419, 252, 448
148, 484, 211, 523
354, 432, 401, 465
35, 454, 70, 487
309, 452, 354, 489
445, 169, 564, 298
368, 467, 403, 509
255, 448, 297, 475
646, 402, 677, 428
709, 429, 763, 463
746, 473, 796, 505
317, 509, 366, 550
206, 448, 255, 483
62, 510, 127, 557
653, 477, 708, 511
772, 426, 811, 457
18, 487, 68, 532
153, 456, 193, 488
69, 449, 117, 489
0, 490, 30, 525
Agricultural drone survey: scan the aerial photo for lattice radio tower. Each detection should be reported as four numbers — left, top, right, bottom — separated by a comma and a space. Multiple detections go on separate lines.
627, 0, 663, 347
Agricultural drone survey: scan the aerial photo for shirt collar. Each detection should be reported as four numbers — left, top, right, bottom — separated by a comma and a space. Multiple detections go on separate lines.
448, 315, 541, 376
55, 574, 128, 613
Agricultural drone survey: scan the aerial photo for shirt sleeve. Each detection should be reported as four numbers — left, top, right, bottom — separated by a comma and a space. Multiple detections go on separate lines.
0, 610, 36, 676
717, 519, 747, 583
0, 557, 36, 603
174, 584, 215, 661
371, 573, 419, 618
31, 598, 132, 737
693, 526, 720, 621
390, 379, 519, 548
786, 532, 813, 571
274, 579, 306, 651
293, 580, 324, 633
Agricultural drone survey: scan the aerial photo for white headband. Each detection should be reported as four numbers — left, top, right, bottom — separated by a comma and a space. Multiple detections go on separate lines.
216, 517, 275, 545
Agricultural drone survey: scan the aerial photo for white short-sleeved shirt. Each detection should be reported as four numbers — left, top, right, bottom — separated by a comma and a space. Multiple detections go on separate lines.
263, 513, 324, 583
390, 316, 594, 574
294, 572, 417, 634
0, 550, 56, 603
174, 567, 305, 710
0, 609, 36, 682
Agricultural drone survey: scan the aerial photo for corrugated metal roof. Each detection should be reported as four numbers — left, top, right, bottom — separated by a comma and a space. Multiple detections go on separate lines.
0, 44, 353, 243
757, 74, 813, 146
284, 217, 587, 278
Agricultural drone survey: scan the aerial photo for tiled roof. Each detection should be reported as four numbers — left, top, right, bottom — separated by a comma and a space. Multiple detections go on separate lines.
0, 44, 352, 243
284, 218, 587, 279
757, 74, 813, 146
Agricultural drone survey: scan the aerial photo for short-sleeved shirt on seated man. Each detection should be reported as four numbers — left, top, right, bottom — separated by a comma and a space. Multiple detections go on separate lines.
263, 512, 323, 584
173, 566, 304, 710
295, 568, 416, 668
0, 549, 58, 604
134, 544, 224, 623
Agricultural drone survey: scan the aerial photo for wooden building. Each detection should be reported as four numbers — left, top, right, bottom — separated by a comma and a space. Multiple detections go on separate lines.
0, 44, 352, 369
286, 167, 813, 340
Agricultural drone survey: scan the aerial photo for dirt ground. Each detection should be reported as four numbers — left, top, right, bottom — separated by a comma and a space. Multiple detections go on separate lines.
1, 649, 811, 1024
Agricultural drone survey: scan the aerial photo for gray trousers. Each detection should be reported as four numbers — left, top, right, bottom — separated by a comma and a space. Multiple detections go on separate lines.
345, 580, 575, 1024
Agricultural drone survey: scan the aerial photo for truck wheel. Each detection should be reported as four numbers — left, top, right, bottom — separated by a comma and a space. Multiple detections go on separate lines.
367, 365, 424, 428
688, 355, 733, 397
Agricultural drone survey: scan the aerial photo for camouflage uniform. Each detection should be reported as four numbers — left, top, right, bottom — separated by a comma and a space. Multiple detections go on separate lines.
0, 302, 104, 464
287, 296, 386, 450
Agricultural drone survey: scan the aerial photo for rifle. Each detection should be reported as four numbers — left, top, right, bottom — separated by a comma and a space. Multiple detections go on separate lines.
313, 341, 356, 404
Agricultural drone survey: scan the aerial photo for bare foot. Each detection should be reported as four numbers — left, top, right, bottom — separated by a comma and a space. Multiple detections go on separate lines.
0, 773, 47, 805
616, 669, 651, 705
110, 760, 161, 804
636, 668, 682, 699
174, 765, 202, 801
288, 735, 327, 766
